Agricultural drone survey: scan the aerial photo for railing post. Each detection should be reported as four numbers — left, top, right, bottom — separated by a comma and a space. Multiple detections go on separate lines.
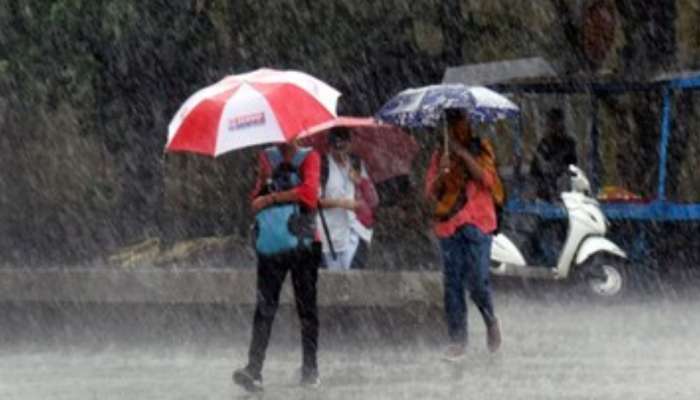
657, 86, 672, 201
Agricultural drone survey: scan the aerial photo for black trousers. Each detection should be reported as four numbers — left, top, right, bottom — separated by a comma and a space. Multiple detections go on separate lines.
246, 243, 321, 377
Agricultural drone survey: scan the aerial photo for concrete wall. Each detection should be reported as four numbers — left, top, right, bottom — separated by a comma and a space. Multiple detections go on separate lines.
0, 268, 443, 306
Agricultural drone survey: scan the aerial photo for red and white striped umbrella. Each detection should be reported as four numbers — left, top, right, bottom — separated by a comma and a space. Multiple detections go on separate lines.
166, 68, 341, 157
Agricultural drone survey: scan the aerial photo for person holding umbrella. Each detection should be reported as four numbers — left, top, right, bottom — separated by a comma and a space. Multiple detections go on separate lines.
165, 68, 340, 392
318, 127, 379, 270
425, 108, 502, 361
377, 84, 515, 361
232, 140, 323, 391
298, 117, 420, 269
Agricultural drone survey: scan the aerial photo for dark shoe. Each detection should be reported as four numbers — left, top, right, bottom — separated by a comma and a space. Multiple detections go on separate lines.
487, 318, 502, 353
441, 343, 466, 362
233, 367, 263, 392
300, 370, 321, 388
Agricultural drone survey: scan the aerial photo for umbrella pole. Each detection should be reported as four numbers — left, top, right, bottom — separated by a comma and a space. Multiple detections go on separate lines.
318, 206, 337, 260
443, 118, 450, 172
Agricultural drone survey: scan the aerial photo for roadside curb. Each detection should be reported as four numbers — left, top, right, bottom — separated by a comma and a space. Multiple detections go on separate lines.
0, 268, 443, 306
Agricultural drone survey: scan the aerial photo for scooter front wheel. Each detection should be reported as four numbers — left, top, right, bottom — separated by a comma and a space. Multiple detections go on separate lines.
576, 256, 628, 300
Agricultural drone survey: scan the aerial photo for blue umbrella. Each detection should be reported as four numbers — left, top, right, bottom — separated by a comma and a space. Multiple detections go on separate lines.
375, 84, 519, 128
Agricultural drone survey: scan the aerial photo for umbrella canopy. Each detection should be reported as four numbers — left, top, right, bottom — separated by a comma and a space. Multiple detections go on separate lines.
166, 68, 341, 157
375, 84, 518, 128
298, 117, 420, 183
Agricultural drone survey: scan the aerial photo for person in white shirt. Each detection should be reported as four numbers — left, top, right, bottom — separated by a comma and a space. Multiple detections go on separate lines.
318, 128, 378, 270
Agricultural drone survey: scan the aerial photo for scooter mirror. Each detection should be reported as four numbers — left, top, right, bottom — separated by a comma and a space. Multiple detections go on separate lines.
568, 164, 583, 176
568, 165, 591, 194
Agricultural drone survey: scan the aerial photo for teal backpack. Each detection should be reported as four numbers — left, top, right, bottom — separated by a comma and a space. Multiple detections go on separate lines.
254, 147, 316, 256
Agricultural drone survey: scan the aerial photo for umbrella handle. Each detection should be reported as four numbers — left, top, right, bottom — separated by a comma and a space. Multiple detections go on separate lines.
443, 120, 450, 173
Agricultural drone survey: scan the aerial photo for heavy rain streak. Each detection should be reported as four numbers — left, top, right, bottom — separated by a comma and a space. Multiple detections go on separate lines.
1, 1, 699, 399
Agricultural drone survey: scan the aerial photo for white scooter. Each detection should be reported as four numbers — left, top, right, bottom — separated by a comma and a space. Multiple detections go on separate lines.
490, 165, 629, 298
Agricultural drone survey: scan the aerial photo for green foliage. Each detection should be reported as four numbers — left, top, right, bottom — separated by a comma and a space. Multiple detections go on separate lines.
0, 0, 688, 265
0, 60, 8, 78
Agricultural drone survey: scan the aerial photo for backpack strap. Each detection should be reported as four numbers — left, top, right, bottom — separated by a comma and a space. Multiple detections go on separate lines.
290, 147, 311, 168
264, 146, 284, 170
264, 146, 311, 170
321, 154, 330, 195
350, 154, 362, 173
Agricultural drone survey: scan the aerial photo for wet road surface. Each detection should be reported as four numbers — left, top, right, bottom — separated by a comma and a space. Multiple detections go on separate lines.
0, 284, 699, 399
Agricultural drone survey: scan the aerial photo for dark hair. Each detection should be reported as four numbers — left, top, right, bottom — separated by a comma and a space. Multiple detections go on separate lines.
329, 127, 351, 143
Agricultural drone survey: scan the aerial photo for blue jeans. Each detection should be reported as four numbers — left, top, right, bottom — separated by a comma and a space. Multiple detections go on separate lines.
439, 225, 496, 344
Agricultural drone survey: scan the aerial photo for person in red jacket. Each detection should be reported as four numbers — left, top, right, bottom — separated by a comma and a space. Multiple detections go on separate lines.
233, 142, 322, 392
425, 108, 502, 361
